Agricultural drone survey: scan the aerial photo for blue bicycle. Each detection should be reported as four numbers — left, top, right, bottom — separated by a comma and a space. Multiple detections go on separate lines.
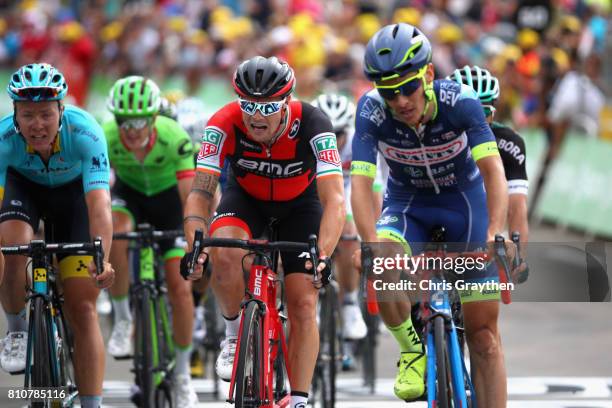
413, 227, 514, 408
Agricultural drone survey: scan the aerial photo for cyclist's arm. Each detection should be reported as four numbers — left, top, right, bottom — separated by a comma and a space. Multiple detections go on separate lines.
508, 194, 528, 243
317, 174, 345, 257
85, 189, 113, 262
350, 96, 380, 243
457, 91, 508, 242
170, 119, 197, 206
500, 128, 529, 244
183, 170, 218, 250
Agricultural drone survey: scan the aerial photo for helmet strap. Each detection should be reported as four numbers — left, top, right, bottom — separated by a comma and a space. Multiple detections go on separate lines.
417, 77, 435, 128
267, 103, 290, 146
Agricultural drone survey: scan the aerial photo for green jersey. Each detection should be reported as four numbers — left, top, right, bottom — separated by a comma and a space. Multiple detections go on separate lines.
103, 115, 195, 196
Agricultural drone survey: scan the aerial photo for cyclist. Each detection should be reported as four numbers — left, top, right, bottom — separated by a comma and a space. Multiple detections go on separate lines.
351, 24, 508, 407
449, 65, 529, 279
182, 56, 345, 408
103, 76, 198, 406
311, 94, 368, 346
0, 63, 114, 408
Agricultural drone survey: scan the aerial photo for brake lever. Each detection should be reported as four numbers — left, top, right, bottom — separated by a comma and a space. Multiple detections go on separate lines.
188, 229, 204, 278
93, 236, 104, 287
308, 234, 320, 285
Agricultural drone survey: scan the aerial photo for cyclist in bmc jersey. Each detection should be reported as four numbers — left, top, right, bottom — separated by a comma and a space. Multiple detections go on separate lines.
449, 65, 529, 280
182, 56, 345, 408
0, 63, 114, 408
351, 24, 509, 407
103, 76, 198, 407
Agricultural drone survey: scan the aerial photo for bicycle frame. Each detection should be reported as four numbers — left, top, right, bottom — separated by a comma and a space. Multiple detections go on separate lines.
424, 270, 474, 408
228, 251, 291, 408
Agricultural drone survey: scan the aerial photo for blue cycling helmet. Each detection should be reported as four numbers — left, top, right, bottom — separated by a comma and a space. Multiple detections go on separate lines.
364, 23, 432, 82
7, 63, 68, 102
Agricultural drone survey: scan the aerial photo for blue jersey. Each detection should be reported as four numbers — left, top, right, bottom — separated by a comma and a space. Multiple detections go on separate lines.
351, 79, 499, 195
0, 104, 110, 200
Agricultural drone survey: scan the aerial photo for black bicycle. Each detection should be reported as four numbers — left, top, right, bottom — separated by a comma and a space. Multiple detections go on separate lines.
1, 238, 104, 408
311, 278, 341, 408
113, 224, 184, 408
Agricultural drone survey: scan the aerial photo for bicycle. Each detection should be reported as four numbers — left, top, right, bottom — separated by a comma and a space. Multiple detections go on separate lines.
113, 223, 184, 408
1, 237, 104, 408
311, 278, 341, 408
184, 228, 323, 408
411, 227, 514, 408
357, 245, 380, 395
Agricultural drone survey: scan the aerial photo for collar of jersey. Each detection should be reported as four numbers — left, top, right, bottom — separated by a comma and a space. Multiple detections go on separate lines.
26, 134, 61, 154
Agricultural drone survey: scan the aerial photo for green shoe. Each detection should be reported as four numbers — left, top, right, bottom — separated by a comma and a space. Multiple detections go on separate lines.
393, 351, 426, 401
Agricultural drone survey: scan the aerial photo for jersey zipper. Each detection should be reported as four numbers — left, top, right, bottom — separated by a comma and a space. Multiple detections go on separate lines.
414, 124, 441, 195
266, 147, 273, 200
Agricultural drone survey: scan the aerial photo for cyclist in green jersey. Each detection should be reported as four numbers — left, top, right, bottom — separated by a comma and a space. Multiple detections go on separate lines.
103, 76, 198, 407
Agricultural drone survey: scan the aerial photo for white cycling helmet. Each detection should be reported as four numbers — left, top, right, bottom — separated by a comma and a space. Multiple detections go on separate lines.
311, 93, 355, 134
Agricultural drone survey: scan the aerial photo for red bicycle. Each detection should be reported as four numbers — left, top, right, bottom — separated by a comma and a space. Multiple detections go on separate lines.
186, 229, 322, 408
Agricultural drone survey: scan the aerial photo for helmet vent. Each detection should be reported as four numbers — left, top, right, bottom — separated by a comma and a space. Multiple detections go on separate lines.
392, 24, 400, 38
24, 71, 31, 81
40, 71, 48, 81
52, 74, 61, 83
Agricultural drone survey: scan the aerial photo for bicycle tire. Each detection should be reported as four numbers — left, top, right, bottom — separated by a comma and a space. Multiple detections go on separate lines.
361, 305, 379, 394
134, 289, 156, 408
235, 301, 263, 408
313, 285, 337, 408
155, 294, 174, 408
434, 315, 450, 408
30, 297, 52, 408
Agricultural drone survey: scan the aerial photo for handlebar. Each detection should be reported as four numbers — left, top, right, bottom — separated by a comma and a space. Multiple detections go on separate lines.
184, 229, 321, 284
1, 237, 105, 277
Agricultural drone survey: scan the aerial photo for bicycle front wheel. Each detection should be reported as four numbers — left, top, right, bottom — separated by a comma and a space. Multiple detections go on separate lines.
434, 315, 451, 408
133, 289, 156, 408
312, 285, 338, 408
235, 301, 264, 408
30, 297, 53, 407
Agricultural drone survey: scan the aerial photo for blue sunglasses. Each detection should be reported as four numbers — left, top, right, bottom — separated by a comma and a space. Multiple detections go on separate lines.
238, 99, 285, 116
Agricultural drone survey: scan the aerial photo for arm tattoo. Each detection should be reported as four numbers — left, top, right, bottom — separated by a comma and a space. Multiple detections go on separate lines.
191, 172, 218, 200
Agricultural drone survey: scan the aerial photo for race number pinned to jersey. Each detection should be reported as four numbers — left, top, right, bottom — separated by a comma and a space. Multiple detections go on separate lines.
198, 127, 225, 159
311, 133, 341, 166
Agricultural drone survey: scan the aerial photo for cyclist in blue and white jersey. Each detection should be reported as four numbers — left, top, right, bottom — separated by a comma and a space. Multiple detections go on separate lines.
0, 63, 114, 408
350, 24, 508, 407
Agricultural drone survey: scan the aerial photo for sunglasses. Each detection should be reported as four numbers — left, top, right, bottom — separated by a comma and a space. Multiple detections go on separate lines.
375, 65, 428, 100
238, 98, 285, 117
14, 87, 61, 100
117, 117, 153, 130
483, 105, 496, 117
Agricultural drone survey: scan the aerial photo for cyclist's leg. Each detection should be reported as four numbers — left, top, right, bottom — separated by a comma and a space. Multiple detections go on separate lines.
0, 171, 39, 373
53, 180, 105, 405
335, 218, 367, 340
374, 204, 427, 401
278, 200, 322, 405
450, 185, 506, 408
208, 185, 265, 381
107, 193, 136, 358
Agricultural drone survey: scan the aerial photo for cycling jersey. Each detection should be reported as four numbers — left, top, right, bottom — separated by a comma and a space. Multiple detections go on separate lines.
197, 100, 342, 201
491, 122, 528, 196
351, 80, 499, 195
103, 115, 195, 196
0, 104, 110, 200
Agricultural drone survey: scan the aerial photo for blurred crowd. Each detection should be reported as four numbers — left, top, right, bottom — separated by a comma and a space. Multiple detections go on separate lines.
0, 0, 609, 139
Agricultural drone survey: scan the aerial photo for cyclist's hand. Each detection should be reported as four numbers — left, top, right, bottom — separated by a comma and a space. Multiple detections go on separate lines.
352, 248, 361, 271
89, 260, 115, 289
511, 259, 529, 284
180, 250, 209, 280
305, 256, 333, 287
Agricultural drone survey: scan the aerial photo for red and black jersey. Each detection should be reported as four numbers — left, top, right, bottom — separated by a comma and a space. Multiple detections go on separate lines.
196, 100, 342, 201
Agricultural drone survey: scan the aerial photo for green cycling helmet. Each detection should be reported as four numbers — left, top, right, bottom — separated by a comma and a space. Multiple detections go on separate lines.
448, 65, 500, 105
7, 63, 68, 101
107, 76, 161, 117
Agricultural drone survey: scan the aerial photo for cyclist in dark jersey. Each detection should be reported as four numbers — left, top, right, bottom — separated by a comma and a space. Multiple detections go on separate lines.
351, 24, 509, 406
449, 65, 529, 279
182, 56, 345, 408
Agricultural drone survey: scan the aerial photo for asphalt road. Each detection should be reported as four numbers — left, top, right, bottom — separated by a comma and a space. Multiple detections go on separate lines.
0, 224, 611, 407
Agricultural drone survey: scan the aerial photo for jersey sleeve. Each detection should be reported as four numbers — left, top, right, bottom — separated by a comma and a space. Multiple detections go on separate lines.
305, 105, 343, 179
453, 85, 499, 162
494, 126, 529, 195
167, 119, 196, 180
0, 139, 10, 200
195, 107, 233, 176
73, 112, 111, 193
350, 95, 379, 179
